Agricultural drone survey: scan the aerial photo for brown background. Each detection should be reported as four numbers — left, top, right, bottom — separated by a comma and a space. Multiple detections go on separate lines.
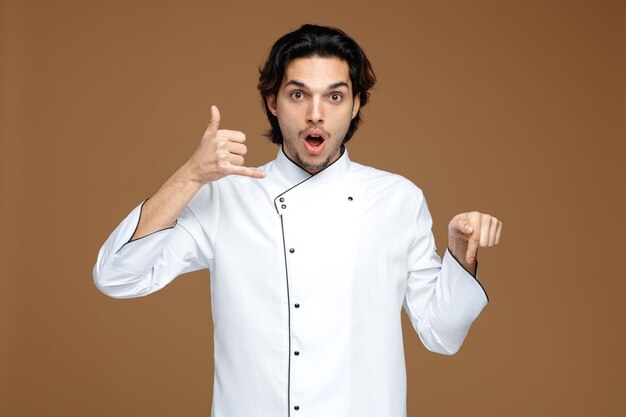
1, 0, 624, 416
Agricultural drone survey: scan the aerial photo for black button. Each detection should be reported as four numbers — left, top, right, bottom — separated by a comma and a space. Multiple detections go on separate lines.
294, 351, 300, 356
294, 303, 300, 308
348, 196, 353, 201
281, 204, 287, 209
289, 248, 295, 253
294, 405, 300, 410
279, 197, 285, 202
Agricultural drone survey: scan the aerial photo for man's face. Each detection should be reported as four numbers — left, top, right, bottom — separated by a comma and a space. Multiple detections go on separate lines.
267, 56, 360, 174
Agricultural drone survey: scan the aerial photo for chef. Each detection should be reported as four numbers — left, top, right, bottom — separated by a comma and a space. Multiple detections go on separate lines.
94, 24, 502, 417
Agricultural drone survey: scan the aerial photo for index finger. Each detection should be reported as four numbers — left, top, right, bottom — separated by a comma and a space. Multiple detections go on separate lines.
466, 234, 479, 264
465, 213, 481, 264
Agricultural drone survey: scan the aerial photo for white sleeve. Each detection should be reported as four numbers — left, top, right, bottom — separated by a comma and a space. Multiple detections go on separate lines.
402, 189, 488, 355
93, 186, 216, 299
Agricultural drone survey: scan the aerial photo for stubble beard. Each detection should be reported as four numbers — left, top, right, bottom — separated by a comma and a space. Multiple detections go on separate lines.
286, 137, 343, 175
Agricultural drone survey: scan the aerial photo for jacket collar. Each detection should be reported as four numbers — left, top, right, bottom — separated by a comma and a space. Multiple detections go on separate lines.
275, 145, 351, 186
274, 145, 352, 215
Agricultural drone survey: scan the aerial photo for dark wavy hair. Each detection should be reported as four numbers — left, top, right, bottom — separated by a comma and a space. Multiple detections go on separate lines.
258, 24, 376, 144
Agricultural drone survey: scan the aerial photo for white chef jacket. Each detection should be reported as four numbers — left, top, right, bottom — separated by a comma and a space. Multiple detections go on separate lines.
93, 146, 488, 417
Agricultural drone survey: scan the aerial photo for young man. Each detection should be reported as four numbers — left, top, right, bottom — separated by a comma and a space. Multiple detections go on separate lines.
94, 24, 502, 417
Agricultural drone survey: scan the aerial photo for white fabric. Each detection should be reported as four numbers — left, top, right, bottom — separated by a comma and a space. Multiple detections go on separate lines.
93, 147, 488, 417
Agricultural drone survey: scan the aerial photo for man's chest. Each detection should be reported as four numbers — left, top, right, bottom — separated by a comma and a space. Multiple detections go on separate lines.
210, 178, 415, 299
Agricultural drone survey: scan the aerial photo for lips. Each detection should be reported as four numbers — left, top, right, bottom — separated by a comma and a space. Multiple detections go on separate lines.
302, 129, 326, 156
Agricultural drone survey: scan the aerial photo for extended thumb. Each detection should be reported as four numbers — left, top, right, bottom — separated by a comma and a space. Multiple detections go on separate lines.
208, 105, 221, 130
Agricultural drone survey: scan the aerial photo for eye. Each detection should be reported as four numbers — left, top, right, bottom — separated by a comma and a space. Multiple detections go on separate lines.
290, 91, 304, 100
330, 93, 343, 102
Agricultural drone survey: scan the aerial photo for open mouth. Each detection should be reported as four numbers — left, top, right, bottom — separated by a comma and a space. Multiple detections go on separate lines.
305, 134, 324, 147
303, 131, 326, 155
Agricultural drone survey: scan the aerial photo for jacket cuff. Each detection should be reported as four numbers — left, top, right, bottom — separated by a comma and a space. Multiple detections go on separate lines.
95, 198, 177, 275
116, 197, 177, 254
444, 247, 489, 303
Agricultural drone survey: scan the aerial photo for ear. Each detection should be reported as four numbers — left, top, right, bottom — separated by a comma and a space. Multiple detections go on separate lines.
266, 95, 277, 116
351, 94, 361, 119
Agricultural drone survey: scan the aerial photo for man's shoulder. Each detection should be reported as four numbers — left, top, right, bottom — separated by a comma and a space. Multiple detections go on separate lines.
349, 161, 425, 198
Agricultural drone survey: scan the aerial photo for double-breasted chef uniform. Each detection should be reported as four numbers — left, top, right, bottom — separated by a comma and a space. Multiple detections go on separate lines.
93, 147, 489, 417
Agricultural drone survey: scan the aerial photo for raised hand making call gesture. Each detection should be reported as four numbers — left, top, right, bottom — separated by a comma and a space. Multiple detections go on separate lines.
128, 105, 264, 241
187, 105, 266, 184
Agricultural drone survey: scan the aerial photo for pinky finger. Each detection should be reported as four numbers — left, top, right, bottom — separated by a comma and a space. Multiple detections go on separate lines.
230, 165, 266, 179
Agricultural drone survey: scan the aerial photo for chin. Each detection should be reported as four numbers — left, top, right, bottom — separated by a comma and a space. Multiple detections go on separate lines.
291, 154, 321, 173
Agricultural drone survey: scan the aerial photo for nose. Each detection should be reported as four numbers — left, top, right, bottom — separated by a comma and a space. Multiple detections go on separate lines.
306, 97, 323, 124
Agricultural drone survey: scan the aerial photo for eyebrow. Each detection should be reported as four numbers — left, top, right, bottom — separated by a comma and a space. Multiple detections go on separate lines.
284, 80, 350, 90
